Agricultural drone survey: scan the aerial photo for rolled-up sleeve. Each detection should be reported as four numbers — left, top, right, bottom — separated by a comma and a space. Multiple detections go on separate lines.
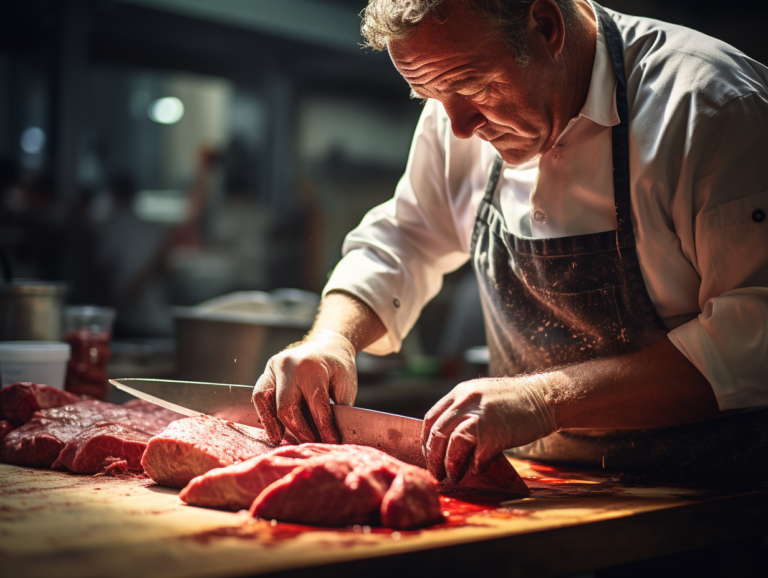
323, 100, 471, 355
668, 92, 768, 410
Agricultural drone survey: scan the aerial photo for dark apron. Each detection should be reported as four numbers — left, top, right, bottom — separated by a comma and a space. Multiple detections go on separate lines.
470, 3, 767, 481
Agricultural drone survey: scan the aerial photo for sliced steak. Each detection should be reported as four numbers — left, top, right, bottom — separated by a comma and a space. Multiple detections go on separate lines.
247, 444, 443, 529
441, 455, 531, 496
1, 399, 181, 469
141, 415, 275, 488
250, 453, 394, 526
0, 382, 80, 427
180, 444, 336, 510
52, 423, 152, 473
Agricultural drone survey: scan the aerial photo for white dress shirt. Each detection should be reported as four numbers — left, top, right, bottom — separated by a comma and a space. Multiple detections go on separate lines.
324, 6, 768, 410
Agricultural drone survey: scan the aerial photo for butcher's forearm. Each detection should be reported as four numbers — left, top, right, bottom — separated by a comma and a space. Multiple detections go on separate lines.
533, 338, 723, 430
307, 291, 387, 352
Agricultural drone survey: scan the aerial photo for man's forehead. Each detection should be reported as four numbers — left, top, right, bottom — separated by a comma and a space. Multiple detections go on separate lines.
388, 4, 498, 95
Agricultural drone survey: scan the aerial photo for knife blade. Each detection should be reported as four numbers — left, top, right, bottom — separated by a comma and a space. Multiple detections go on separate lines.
110, 378, 426, 467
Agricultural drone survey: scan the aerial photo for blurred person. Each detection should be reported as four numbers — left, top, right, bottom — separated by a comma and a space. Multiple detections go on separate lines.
96, 171, 172, 337
252, 0, 768, 481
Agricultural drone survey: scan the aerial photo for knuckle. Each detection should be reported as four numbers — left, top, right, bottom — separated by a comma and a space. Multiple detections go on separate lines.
275, 404, 292, 424
293, 356, 323, 375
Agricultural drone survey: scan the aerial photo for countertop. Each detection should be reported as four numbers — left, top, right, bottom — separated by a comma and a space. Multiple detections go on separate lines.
2, 458, 766, 578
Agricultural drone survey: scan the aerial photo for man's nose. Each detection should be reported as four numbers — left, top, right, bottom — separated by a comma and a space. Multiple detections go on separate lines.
445, 99, 486, 139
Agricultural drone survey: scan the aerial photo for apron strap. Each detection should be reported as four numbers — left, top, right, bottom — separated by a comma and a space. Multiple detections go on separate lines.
481, 155, 504, 207
593, 3, 634, 243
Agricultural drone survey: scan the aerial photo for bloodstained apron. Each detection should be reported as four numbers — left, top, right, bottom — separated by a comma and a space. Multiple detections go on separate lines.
470, 3, 767, 480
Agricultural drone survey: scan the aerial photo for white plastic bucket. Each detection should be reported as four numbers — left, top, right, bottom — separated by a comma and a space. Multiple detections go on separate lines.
0, 341, 72, 389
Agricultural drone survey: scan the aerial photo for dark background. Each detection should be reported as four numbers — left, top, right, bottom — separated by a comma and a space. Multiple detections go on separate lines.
1, 0, 766, 343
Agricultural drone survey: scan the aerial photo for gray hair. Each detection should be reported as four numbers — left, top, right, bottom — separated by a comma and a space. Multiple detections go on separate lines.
361, 0, 579, 64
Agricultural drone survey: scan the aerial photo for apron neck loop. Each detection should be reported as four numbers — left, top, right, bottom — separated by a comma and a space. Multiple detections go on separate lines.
593, 3, 634, 241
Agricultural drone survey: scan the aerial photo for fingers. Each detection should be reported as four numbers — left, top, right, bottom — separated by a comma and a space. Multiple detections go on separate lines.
444, 418, 477, 483
328, 361, 357, 407
421, 394, 455, 458
424, 407, 473, 481
473, 435, 501, 474
275, 368, 317, 444
253, 369, 284, 445
303, 376, 340, 444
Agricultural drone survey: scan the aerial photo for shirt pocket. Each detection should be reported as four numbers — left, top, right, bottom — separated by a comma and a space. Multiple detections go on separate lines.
703, 189, 768, 293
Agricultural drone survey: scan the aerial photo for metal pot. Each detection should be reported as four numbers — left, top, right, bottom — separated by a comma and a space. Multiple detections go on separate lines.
0, 281, 68, 341
173, 291, 318, 385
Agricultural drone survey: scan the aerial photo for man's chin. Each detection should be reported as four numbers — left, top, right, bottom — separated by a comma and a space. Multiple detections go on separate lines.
490, 138, 541, 166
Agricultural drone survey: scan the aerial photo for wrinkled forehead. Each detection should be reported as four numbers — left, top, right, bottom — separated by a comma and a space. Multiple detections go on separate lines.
387, 10, 502, 98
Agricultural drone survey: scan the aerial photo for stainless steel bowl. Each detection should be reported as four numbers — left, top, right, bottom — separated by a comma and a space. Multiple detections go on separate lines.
173, 291, 318, 385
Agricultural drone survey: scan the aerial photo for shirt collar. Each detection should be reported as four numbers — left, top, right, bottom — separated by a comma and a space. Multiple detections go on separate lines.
578, 2, 620, 128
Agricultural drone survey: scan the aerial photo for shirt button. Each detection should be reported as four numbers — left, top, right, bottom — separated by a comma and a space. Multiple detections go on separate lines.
533, 210, 546, 223
753, 209, 766, 223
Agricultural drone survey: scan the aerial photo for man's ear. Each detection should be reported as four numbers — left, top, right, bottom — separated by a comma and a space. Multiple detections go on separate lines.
527, 0, 566, 59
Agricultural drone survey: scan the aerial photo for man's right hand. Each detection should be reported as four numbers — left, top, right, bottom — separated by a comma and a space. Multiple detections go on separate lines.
252, 329, 358, 445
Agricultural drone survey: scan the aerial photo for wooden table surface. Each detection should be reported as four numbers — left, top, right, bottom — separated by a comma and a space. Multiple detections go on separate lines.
1, 459, 766, 578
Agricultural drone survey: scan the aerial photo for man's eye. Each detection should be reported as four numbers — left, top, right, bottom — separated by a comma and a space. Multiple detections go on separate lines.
464, 86, 491, 101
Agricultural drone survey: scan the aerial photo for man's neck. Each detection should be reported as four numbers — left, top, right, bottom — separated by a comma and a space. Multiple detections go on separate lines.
562, 1, 598, 122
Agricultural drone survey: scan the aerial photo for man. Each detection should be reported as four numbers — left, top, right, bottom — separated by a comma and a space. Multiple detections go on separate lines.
253, 0, 768, 481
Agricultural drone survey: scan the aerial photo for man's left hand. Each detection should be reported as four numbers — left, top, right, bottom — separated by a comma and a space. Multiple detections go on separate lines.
422, 377, 558, 482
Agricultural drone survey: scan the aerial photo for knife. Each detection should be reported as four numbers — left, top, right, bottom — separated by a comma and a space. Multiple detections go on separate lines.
110, 378, 426, 468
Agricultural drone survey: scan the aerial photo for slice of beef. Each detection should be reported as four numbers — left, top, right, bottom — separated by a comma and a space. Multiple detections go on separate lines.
0, 420, 15, 442
52, 423, 152, 473
381, 467, 442, 529
141, 415, 275, 488
441, 455, 531, 496
180, 444, 337, 510
250, 453, 395, 526
2, 400, 118, 467
1, 399, 181, 470
0, 382, 80, 427
248, 444, 444, 529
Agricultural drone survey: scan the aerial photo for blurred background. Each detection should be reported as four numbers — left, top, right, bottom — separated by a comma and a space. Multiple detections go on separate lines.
1, 0, 766, 411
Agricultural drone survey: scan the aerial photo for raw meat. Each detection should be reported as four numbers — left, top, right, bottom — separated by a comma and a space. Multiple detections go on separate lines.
380, 467, 442, 529
53, 423, 151, 473
0, 420, 13, 442
442, 455, 531, 496
94, 456, 130, 477
0, 382, 80, 426
1, 399, 181, 471
180, 444, 338, 510
246, 444, 443, 529
141, 415, 275, 488
251, 453, 395, 526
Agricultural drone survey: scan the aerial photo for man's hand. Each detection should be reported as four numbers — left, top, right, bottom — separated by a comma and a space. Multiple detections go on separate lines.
422, 377, 557, 482
251, 291, 387, 446
422, 339, 723, 483
252, 330, 357, 445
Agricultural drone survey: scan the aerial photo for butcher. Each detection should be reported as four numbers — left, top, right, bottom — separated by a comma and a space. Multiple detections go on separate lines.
253, 0, 768, 481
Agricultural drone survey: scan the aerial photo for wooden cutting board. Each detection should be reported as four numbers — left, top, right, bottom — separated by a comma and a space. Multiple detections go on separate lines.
1, 459, 766, 578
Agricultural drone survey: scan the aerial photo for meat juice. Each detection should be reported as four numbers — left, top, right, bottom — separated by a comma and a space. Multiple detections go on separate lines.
64, 330, 111, 399
187, 492, 531, 546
